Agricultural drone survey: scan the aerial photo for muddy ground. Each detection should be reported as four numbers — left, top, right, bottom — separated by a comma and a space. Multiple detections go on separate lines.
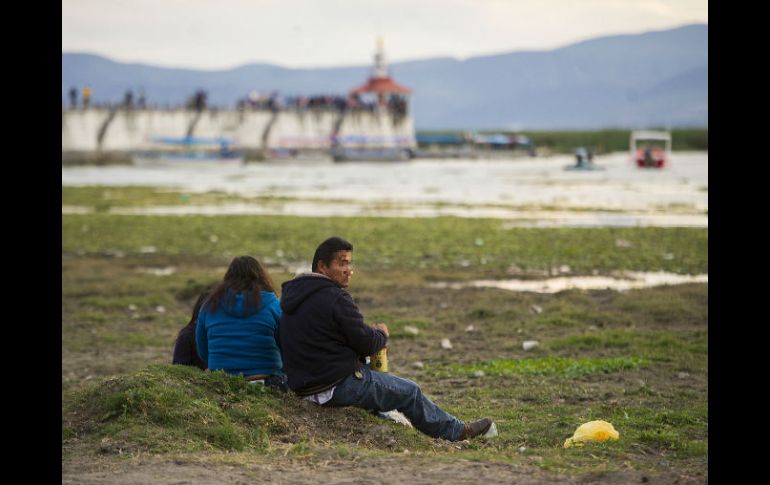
62, 254, 707, 484
63, 454, 700, 485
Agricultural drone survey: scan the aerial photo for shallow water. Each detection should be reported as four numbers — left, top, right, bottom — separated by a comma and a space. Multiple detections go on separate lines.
62, 152, 707, 227
429, 271, 708, 293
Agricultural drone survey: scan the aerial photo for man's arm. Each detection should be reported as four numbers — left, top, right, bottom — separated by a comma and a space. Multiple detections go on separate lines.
333, 292, 387, 356
371, 322, 389, 338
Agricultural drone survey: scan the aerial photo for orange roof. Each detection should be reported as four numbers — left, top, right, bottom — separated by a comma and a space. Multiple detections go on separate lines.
350, 77, 412, 95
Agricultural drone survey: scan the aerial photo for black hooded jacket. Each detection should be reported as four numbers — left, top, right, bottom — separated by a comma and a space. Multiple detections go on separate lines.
279, 273, 387, 396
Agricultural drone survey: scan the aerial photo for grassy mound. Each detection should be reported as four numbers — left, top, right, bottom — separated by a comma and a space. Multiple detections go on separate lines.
62, 364, 431, 455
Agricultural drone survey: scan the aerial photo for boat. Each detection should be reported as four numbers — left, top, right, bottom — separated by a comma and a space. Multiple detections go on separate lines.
630, 130, 671, 168
564, 146, 604, 171
132, 136, 243, 164
412, 132, 536, 159
331, 146, 412, 162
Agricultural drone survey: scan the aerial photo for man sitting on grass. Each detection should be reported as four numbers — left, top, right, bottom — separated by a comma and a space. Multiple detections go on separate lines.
279, 236, 492, 441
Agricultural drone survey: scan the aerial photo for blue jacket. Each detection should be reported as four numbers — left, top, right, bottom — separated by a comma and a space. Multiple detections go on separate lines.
196, 290, 284, 377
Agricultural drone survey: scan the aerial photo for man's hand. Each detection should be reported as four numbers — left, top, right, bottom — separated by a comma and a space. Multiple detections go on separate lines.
372, 322, 389, 338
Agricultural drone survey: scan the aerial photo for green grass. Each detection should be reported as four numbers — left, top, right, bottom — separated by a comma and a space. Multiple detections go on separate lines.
62, 254, 707, 477
429, 356, 648, 379
63, 364, 435, 455
62, 186, 248, 209
64, 365, 281, 453
548, 330, 707, 358
63, 213, 707, 275
65, 186, 698, 217
62, 208, 707, 479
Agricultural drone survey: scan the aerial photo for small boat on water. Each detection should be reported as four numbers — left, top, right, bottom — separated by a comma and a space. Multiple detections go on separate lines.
630, 130, 670, 168
564, 146, 604, 171
412, 132, 536, 159
633, 146, 666, 168
331, 146, 412, 162
132, 136, 243, 165
330, 133, 413, 162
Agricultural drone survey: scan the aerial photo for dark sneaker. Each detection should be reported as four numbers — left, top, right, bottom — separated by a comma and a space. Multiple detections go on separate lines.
457, 418, 493, 441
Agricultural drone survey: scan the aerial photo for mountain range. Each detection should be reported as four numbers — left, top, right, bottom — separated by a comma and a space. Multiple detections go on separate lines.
62, 24, 707, 130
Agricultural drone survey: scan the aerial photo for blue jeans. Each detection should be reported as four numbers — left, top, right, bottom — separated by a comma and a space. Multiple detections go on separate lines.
324, 366, 464, 441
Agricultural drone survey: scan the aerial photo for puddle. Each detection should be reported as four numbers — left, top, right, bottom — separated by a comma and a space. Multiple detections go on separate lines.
136, 266, 177, 276
428, 271, 708, 293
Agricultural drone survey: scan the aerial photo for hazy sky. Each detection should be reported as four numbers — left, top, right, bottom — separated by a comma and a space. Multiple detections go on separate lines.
62, 0, 708, 70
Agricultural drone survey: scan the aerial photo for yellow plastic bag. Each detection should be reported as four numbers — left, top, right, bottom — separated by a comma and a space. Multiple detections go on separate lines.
563, 420, 619, 448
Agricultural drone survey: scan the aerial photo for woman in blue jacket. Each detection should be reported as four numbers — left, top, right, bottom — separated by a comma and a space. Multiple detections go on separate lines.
196, 255, 286, 391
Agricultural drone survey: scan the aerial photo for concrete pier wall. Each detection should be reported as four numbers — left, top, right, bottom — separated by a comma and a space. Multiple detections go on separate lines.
62, 107, 416, 160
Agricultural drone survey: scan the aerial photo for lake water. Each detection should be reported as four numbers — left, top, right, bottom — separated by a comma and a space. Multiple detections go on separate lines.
62, 151, 707, 227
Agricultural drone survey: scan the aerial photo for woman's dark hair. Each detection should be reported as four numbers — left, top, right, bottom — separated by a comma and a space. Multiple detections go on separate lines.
205, 256, 275, 312
179, 290, 210, 334
312, 236, 353, 272
173, 289, 210, 370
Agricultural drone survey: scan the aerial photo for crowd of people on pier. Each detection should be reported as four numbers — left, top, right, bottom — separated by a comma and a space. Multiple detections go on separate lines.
235, 91, 408, 116
65, 86, 408, 117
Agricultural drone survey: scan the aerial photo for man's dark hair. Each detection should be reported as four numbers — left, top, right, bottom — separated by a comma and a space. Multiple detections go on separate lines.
312, 237, 353, 272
